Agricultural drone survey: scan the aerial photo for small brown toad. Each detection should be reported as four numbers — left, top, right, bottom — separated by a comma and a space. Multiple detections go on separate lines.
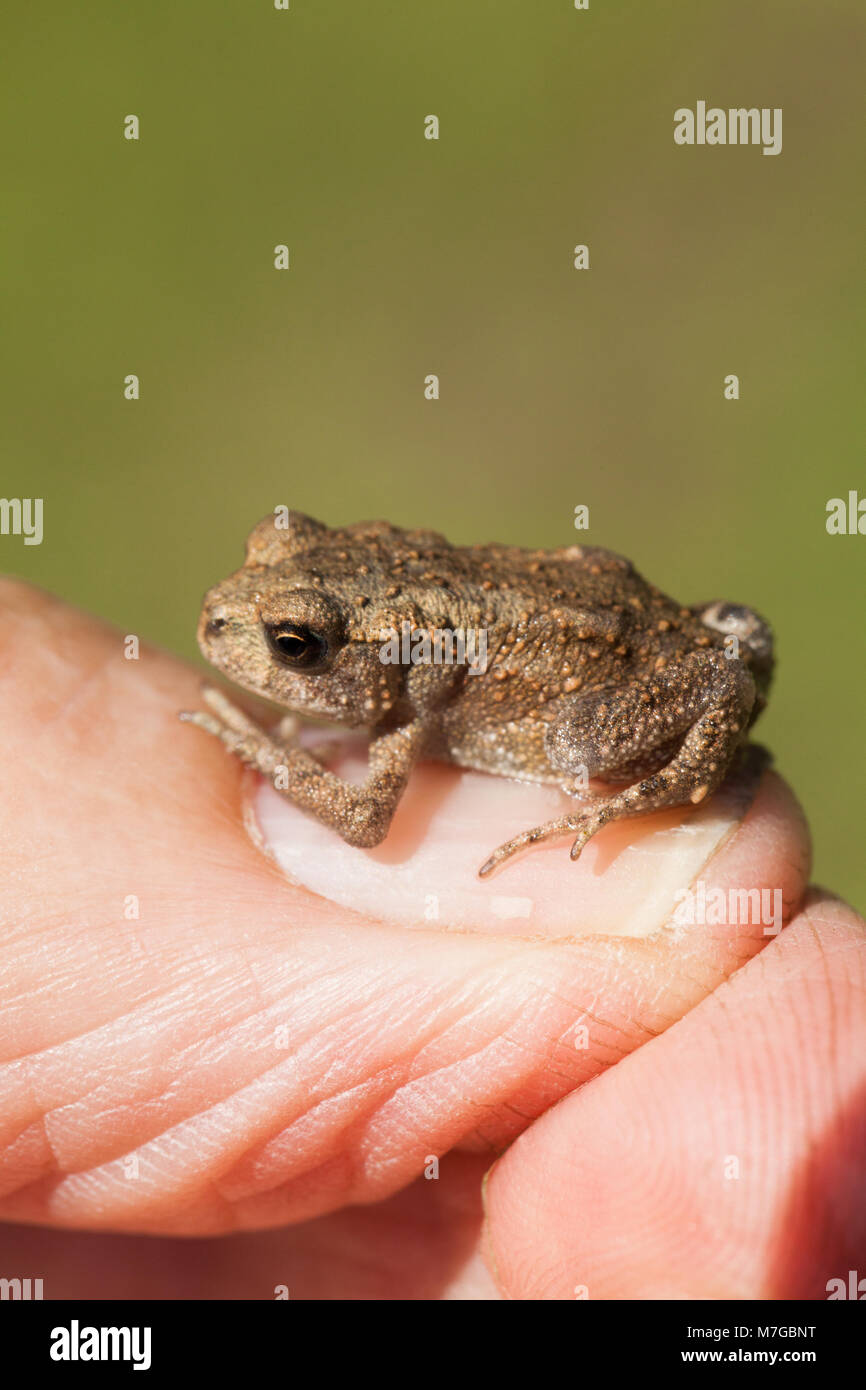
181, 512, 773, 876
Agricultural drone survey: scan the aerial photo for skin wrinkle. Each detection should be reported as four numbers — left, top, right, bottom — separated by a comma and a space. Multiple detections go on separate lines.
363, 1018, 547, 1146
548, 1017, 632, 1072
665, 961, 732, 1000
462, 1087, 570, 1139
0, 928, 239, 1064
528, 1062, 589, 1087
542, 968, 647, 1032
400, 992, 524, 1082
384, 1100, 524, 1167
498, 1101, 534, 1122
355, 1103, 441, 1183
42, 1144, 241, 1235
357, 1103, 449, 1184
549, 1032, 628, 1072
0, 1120, 52, 1204
349, 993, 595, 1176
537, 1009, 637, 1070
461, 1127, 504, 1158
569, 1000, 656, 1045
295, 1054, 421, 1153
4, 964, 248, 1082
216, 1084, 395, 1208
204, 1172, 245, 1235
222, 975, 566, 1196
34, 908, 759, 1213
7, 961, 325, 1172
167, 1046, 390, 1192
7, 1103, 62, 1191
0, 979, 161, 1068
298, 991, 452, 1099
40, 1000, 293, 1163
464, 1090, 555, 1134
50, 1112, 279, 1225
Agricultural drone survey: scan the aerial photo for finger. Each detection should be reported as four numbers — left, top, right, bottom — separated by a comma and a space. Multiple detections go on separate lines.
0, 1152, 498, 1300
482, 892, 866, 1299
0, 581, 809, 1235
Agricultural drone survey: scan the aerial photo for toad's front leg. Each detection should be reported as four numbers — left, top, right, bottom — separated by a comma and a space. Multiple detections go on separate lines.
181, 686, 428, 848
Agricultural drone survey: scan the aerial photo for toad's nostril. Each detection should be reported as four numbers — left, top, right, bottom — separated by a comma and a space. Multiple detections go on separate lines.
206, 616, 228, 636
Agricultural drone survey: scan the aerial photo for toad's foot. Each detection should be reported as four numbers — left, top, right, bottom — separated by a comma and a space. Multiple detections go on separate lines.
182, 691, 341, 767
179, 686, 287, 778
479, 744, 733, 877
478, 809, 607, 878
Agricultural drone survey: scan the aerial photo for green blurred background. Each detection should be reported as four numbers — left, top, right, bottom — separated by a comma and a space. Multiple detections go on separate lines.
3, 1, 864, 908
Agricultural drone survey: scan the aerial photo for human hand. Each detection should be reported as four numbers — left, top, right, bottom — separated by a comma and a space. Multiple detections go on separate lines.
2, 581, 859, 1300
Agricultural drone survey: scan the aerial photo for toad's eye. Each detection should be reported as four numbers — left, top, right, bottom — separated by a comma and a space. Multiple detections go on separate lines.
265, 623, 330, 670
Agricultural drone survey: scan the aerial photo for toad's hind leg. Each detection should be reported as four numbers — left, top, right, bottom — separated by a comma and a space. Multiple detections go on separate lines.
479, 652, 756, 876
